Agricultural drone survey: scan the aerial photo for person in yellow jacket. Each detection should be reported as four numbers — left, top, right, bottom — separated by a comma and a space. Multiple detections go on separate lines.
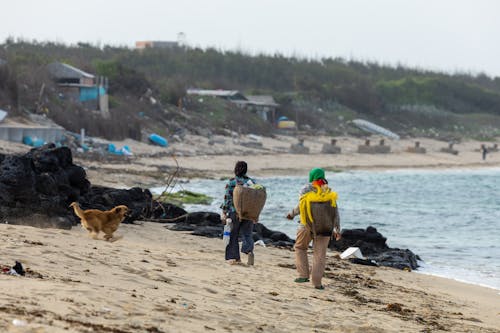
286, 168, 341, 289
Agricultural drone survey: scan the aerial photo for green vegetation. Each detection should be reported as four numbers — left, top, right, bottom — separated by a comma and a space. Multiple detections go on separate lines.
155, 190, 213, 207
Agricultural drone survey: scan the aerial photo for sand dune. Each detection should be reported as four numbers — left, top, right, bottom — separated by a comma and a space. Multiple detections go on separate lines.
1, 223, 498, 333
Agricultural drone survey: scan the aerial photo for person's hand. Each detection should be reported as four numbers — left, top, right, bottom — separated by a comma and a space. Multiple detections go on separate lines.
220, 212, 227, 224
334, 232, 342, 241
286, 213, 293, 220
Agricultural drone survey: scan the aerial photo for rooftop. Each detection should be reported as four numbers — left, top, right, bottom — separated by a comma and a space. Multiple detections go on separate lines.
47, 62, 94, 80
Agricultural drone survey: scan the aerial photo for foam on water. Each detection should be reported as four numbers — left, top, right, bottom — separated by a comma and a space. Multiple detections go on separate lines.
152, 168, 500, 290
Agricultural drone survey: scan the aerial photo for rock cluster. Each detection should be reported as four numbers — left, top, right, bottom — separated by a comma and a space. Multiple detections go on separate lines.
0, 144, 180, 227
330, 226, 420, 270
0, 144, 89, 228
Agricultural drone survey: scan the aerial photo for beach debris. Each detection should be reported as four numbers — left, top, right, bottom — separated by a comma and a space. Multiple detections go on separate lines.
340, 247, 365, 260
1, 261, 26, 276
12, 319, 28, 327
348, 258, 378, 266
22, 136, 46, 148
148, 133, 168, 147
12, 261, 25, 276
107, 143, 133, 156
254, 239, 266, 247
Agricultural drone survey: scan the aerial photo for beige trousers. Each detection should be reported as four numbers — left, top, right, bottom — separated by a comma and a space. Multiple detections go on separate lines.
294, 225, 330, 287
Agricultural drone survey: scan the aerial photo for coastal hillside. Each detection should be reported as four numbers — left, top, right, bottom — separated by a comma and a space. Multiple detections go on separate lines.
1, 39, 500, 140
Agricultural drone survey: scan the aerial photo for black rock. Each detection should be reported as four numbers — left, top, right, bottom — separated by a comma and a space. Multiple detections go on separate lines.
368, 248, 419, 270
330, 226, 419, 270
191, 226, 223, 238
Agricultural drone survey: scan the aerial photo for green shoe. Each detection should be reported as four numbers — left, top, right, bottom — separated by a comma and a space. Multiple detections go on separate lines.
314, 285, 325, 290
294, 277, 310, 283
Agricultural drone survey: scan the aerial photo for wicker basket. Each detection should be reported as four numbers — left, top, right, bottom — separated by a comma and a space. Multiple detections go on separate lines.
306, 201, 336, 236
233, 185, 267, 222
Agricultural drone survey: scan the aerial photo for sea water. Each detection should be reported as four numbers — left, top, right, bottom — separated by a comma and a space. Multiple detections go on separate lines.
153, 168, 500, 290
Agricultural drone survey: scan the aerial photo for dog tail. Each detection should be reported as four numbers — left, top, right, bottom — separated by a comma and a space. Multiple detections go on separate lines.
69, 202, 85, 219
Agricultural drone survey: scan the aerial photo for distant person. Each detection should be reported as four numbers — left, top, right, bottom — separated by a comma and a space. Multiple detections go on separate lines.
481, 144, 488, 160
286, 168, 341, 289
220, 161, 255, 265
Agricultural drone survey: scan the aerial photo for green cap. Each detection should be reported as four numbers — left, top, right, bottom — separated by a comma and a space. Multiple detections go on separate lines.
309, 168, 325, 182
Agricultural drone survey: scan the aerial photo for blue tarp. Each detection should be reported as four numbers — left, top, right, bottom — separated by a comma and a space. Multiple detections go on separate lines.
80, 86, 106, 102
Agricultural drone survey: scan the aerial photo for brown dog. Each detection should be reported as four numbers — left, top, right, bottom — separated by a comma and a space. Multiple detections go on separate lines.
69, 202, 128, 241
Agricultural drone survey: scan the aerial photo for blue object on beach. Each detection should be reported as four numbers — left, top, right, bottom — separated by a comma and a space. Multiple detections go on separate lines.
32, 138, 45, 147
108, 143, 116, 153
22, 136, 45, 147
149, 133, 168, 147
22, 136, 33, 146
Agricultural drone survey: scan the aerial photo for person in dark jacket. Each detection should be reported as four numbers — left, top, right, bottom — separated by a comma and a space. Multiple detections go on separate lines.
220, 161, 256, 265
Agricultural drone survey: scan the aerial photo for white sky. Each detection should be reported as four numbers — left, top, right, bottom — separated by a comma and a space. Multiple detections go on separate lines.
2, 0, 500, 77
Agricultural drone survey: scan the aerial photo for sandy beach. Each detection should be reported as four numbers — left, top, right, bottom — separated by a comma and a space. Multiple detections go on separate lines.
1, 222, 499, 333
1, 134, 499, 332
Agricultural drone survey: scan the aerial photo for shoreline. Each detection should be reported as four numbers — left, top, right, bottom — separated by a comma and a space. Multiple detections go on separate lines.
2, 135, 499, 188
414, 269, 500, 293
1, 222, 498, 333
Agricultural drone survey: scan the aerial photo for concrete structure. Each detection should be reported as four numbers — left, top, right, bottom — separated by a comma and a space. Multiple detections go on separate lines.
0, 124, 64, 144
406, 141, 426, 154
0, 58, 6, 66
321, 138, 341, 154
290, 138, 310, 154
358, 139, 391, 154
440, 142, 459, 155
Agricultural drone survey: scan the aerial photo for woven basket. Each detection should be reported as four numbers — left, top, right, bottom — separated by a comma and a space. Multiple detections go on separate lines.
233, 185, 267, 222
306, 201, 336, 236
